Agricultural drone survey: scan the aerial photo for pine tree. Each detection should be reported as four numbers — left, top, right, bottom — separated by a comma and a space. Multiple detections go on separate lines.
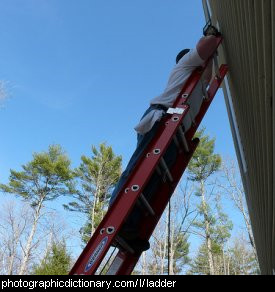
64, 143, 122, 243
0, 145, 75, 275
188, 244, 212, 275
33, 241, 71, 275
187, 128, 232, 275
189, 235, 260, 275
168, 232, 190, 274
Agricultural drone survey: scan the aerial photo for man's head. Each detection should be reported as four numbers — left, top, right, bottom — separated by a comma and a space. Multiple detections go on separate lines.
176, 49, 190, 64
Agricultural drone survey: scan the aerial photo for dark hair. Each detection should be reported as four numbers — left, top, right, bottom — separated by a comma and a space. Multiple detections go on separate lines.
176, 49, 190, 64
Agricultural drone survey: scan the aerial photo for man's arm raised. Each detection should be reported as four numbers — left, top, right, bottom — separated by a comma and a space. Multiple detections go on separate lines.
196, 35, 219, 61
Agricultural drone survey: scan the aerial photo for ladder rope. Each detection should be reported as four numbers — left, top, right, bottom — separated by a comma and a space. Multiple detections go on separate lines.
167, 198, 171, 275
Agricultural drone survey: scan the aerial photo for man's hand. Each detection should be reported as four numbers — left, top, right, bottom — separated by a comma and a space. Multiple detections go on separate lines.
196, 35, 218, 61
203, 24, 221, 37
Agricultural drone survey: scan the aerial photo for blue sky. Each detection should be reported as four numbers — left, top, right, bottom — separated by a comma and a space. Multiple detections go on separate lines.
0, 0, 235, 174
0, 1, 241, 258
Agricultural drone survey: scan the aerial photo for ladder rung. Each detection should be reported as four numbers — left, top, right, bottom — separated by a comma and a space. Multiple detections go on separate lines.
173, 135, 181, 150
106, 256, 123, 275
139, 193, 155, 216
156, 166, 167, 182
115, 236, 135, 254
202, 82, 209, 100
160, 158, 173, 182
213, 53, 221, 79
156, 166, 162, 176
178, 127, 190, 152
187, 110, 196, 126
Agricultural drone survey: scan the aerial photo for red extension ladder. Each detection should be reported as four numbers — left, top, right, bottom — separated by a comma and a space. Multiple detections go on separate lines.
69, 36, 228, 275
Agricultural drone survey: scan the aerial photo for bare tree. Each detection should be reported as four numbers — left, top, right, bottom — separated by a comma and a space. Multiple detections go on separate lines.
227, 233, 259, 275
214, 233, 259, 275
31, 210, 76, 274
166, 184, 198, 275
219, 158, 258, 260
150, 214, 168, 275
0, 200, 32, 274
0, 198, 76, 275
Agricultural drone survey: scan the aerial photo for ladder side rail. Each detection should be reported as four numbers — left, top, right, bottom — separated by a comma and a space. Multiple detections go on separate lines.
108, 62, 228, 275
108, 138, 200, 275
185, 64, 229, 141
69, 104, 189, 275
139, 64, 229, 241
69, 37, 224, 275
70, 69, 202, 275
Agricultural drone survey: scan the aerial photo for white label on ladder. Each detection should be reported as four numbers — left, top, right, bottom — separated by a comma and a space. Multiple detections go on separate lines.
167, 107, 186, 115
84, 236, 108, 273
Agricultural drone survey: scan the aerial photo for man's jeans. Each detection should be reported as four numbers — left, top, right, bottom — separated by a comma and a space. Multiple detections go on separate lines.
109, 105, 178, 236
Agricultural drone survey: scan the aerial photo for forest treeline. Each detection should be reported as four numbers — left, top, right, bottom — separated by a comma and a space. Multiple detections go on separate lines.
0, 129, 259, 275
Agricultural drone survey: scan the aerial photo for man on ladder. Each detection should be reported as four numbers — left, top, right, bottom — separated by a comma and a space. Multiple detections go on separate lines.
109, 25, 222, 253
